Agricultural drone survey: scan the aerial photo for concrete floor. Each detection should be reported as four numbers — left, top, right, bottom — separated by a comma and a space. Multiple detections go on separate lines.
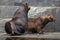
0, 32, 60, 39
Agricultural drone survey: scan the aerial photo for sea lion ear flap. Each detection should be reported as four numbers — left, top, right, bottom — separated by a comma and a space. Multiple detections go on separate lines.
26, 3, 30, 10
23, 3, 28, 7
28, 7, 30, 10
25, 3, 28, 6
23, 3, 30, 10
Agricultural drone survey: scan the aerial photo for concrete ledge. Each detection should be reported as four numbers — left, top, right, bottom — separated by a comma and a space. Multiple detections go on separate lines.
1, 32, 60, 39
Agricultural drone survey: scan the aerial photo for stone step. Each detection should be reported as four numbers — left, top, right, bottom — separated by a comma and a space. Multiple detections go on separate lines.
1, 32, 60, 39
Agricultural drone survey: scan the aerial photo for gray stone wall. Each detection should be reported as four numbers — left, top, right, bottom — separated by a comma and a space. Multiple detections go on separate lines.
0, 0, 60, 6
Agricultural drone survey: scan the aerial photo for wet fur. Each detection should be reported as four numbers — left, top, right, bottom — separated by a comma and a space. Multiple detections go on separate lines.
28, 14, 55, 34
5, 3, 30, 35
